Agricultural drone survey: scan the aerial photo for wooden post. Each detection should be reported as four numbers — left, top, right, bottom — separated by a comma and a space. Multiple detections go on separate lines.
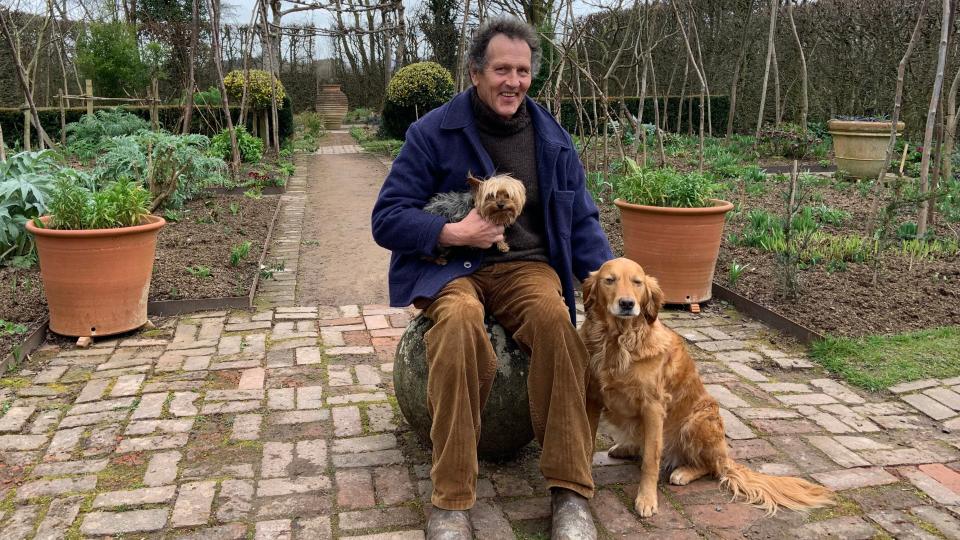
23, 108, 31, 151
59, 93, 66, 146
86, 79, 94, 116
150, 77, 159, 131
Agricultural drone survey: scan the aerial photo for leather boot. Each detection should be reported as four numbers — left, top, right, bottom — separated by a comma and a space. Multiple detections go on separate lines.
550, 488, 597, 540
426, 508, 472, 540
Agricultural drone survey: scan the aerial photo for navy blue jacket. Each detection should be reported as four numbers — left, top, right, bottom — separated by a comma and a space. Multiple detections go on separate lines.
370, 90, 613, 324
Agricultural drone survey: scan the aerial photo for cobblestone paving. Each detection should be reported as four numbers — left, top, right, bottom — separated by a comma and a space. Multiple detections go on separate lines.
6, 304, 960, 538
6, 154, 960, 538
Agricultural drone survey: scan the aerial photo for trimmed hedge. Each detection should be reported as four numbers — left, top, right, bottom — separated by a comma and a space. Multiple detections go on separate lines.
1, 97, 294, 149
552, 95, 730, 136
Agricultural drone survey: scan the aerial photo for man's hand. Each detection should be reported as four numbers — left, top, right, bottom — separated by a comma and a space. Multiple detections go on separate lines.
437, 209, 505, 249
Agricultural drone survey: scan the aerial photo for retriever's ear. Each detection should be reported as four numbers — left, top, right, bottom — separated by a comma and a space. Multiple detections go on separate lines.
467, 172, 483, 194
642, 274, 664, 324
582, 271, 598, 313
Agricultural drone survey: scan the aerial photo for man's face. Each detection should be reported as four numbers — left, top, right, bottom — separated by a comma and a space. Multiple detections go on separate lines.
470, 34, 533, 120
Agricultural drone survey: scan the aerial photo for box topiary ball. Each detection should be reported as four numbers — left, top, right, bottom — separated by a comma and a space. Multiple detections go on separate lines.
381, 62, 454, 140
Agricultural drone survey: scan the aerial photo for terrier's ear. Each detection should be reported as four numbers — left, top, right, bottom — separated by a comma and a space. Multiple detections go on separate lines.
642, 274, 664, 325
467, 173, 483, 193
582, 271, 598, 313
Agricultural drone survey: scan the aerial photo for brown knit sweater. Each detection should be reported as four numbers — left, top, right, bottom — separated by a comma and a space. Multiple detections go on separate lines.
470, 88, 549, 265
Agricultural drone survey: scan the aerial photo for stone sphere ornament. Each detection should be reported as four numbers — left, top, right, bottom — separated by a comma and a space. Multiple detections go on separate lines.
393, 314, 534, 460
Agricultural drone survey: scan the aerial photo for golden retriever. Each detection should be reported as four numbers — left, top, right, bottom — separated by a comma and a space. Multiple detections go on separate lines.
580, 258, 833, 516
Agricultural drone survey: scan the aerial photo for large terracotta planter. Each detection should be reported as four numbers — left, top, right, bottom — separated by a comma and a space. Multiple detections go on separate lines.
827, 119, 905, 179
26, 215, 165, 338
615, 199, 734, 305
316, 84, 349, 130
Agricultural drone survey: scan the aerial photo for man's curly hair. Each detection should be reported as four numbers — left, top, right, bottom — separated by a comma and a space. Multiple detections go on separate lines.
467, 16, 541, 75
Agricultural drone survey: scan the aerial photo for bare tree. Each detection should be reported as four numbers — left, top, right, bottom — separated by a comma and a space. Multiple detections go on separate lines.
864, 0, 927, 238
754, 0, 778, 139
181, 0, 200, 134
0, 5, 56, 149
917, 0, 952, 237
941, 65, 960, 193
206, 0, 240, 172
727, 0, 755, 136
787, 0, 807, 132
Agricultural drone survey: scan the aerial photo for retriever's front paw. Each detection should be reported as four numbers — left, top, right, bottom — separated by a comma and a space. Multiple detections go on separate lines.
608, 443, 641, 460
634, 491, 659, 517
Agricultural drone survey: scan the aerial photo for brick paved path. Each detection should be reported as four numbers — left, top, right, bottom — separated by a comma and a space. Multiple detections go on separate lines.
6, 146, 960, 538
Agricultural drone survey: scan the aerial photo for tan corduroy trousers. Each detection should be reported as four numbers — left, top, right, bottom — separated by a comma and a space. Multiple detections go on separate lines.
421, 261, 598, 510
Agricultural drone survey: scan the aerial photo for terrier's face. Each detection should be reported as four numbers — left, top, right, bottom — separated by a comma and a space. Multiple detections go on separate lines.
468, 174, 526, 226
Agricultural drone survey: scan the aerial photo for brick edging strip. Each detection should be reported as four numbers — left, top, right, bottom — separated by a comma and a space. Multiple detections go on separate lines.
712, 282, 825, 345
248, 190, 285, 305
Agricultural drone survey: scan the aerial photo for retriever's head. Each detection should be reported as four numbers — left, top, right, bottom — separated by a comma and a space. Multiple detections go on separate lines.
582, 258, 664, 325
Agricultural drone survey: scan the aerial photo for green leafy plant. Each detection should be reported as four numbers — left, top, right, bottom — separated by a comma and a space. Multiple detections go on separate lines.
163, 209, 182, 222
185, 265, 212, 278
258, 258, 285, 280
615, 159, 718, 208
192, 86, 221, 106
0, 320, 27, 337
243, 187, 262, 199
97, 130, 226, 209
896, 221, 918, 240
75, 21, 147, 96
230, 241, 252, 267
810, 204, 850, 226
64, 109, 150, 161
727, 261, 750, 286
209, 126, 264, 163
46, 177, 150, 230
229, 202, 240, 216
0, 150, 68, 261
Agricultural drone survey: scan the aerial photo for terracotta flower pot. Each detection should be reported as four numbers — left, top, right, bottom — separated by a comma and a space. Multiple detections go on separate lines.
615, 198, 734, 305
827, 119, 905, 179
26, 215, 165, 338
316, 84, 349, 130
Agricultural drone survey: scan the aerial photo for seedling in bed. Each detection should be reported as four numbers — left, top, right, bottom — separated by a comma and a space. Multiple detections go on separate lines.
0, 320, 27, 337
727, 261, 750, 286
230, 241, 252, 267
186, 265, 212, 278
229, 202, 240, 216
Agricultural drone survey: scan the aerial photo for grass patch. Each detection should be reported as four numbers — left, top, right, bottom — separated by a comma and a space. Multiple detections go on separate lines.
810, 326, 960, 391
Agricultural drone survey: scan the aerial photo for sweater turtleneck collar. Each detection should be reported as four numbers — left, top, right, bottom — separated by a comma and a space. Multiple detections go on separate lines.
470, 87, 531, 136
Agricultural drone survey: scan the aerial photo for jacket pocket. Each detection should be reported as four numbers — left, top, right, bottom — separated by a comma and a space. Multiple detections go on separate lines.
552, 190, 575, 239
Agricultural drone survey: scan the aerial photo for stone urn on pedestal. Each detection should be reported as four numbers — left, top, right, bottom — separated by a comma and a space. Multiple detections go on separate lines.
316, 84, 349, 130
393, 314, 534, 460
828, 118, 906, 179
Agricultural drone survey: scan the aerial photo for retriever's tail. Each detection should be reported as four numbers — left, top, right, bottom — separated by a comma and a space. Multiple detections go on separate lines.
719, 458, 834, 514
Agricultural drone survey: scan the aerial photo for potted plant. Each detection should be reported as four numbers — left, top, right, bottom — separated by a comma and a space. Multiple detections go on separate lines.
25, 176, 165, 340
614, 160, 733, 308
827, 116, 905, 179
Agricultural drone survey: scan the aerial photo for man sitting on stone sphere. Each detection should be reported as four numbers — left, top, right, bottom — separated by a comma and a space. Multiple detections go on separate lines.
371, 15, 612, 540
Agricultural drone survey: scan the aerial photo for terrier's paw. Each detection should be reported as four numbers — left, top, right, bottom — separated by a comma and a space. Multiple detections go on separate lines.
496, 240, 510, 252
634, 492, 659, 517
608, 444, 641, 460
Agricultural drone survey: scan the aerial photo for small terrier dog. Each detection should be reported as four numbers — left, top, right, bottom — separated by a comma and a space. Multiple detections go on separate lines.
423, 173, 526, 264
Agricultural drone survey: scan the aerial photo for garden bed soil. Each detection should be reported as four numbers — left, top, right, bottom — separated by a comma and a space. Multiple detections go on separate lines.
0, 192, 278, 361
600, 178, 960, 338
